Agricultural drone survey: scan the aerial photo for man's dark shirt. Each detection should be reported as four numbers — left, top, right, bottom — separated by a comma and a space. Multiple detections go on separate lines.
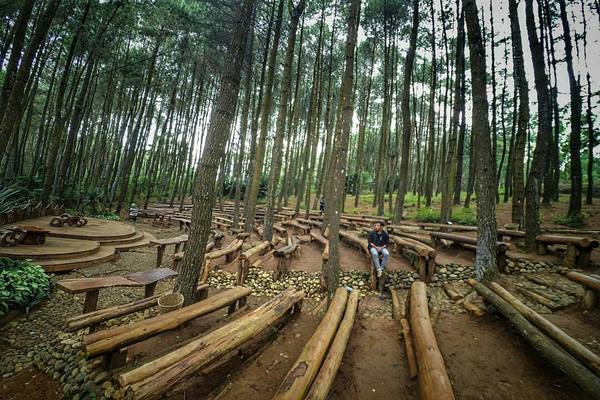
367, 230, 389, 251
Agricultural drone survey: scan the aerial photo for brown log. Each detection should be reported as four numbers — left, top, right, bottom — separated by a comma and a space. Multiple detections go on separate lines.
536, 234, 592, 248
390, 289, 405, 320
524, 275, 581, 297
515, 286, 561, 311
583, 289, 598, 311
391, 235, 437, 258
488, 281, 600, 377
462, 301, 485, 316
275, 236, 300, 256
66, 294, 162, 332
468, 279, 600, 398
442, 283, 462, 301
400, 318, 418, 379
85, 287, 252, 358
305, 290, 360, 400
410, 281, 455, 400
565, 271, 600, 292
240, 240, 271, 262
339, 230, 369, 256
206, 239, 243, 260
273, 287, 349, 400
120, 289, 305, 400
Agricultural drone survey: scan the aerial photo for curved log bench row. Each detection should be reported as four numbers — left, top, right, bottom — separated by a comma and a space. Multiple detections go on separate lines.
429, 231, 509, 272
563, 271, 600, 310
237, 240, 272, 285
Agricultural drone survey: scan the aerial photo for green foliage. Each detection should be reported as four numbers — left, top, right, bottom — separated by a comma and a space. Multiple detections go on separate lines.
452, 207, 477, 225
91, 211, 120, 221
415, 208, 440, 222
554, 213, 585, 228
0, 184, 34, 215
0, 258, 52, 318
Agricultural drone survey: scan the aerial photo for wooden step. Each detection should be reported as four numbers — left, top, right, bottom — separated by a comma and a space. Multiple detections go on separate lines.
38, 245, 119, 273
114, 232, 156, 252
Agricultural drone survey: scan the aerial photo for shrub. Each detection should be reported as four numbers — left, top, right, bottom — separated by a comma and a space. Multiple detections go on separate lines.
92, 210, 120, 221
0, 258, 52, 318
452, 207, 477, 225
554, 213, 585, 228
0, 184, 33, 215
415, 208, 440, 223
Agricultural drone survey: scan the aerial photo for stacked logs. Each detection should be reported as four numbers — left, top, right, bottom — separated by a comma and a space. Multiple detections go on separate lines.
273, 287, 359, 400
390, 234, 437, 283
118, 288, 305, 400
469, 279, 600, 398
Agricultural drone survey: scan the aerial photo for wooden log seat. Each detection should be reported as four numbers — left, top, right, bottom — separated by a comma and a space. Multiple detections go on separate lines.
391, 234, 437, 283
469, 279, 600, 399
563, 271, 600, 310
56, 276, 143, 315
84, 286, 253, 368
273, 224, 289, 237
273, 287, 350, 400
171, 241, 215, 270
414, 222, 477, 233
273, 236, 300, 280
536, 234, 599, 268
200, 238, 245, 282
497, 228, 525, 242
127, 268, 178, 298
410, 281, 456, 400
117, 288, 305, 400
282, 220, 311, 235
65, 284, 208, 335
237, 240, 271, 285
171, 218, 191, 231
149, 235, 188, 268
296, 218, 324, 229
429, 231, 509, 272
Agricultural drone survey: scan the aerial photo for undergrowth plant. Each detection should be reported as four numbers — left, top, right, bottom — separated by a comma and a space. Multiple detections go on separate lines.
0, 258, 52, 318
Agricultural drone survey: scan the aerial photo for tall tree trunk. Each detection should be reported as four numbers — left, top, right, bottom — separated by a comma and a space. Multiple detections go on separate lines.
558, 0, 582, 218
324, 0, 360, 299
463, 0, 498, 281
508, 0, 529, 227
393, 0, 419, 223
264, 0, 305, 241
244, 0, 285, 232
174, 0, 255, 305
523, 0, 551, 249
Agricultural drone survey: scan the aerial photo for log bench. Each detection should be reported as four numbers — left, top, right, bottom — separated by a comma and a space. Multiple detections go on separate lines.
282, 220, 311, 235
66, 282, 208, 334
563, 271, 600, 310
58, 268, 178, 325
149, 235, 188, 268
171, 241, 215, 270
57, 276, 142, 315
274, 236, 300, 280
415, 222, 477, 233
391, 234, 437, 283
200, 238, 245, 282
497, 228, 525, 242
429, 231, 509, 272
273, 224, 289, 237
237, 240, 271, 285
84, 286, 252, 370
116, 288, 304, 400
171, 218, 191, 231
536, 234, 599, 268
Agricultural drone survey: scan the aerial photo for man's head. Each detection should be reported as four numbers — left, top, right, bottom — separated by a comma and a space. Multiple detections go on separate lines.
374, 221, 385, 232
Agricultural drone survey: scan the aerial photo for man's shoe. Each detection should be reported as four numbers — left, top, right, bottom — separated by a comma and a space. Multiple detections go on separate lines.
377, 269, 382, 278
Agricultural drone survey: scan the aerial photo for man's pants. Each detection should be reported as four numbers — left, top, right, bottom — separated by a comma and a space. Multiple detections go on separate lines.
370, 247, 389, 271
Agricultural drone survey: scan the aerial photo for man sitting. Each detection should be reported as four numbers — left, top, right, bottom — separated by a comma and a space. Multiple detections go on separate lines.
367, 221, 389, 278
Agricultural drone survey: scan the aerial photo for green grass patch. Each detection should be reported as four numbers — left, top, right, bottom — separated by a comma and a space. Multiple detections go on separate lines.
554, 212, 585, 228
415, 208, 440, 222
452, 207, 477, 225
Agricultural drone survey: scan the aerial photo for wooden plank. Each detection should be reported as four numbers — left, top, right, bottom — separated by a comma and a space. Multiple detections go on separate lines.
56, 276, 141, 294
127, 268, 178, 285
